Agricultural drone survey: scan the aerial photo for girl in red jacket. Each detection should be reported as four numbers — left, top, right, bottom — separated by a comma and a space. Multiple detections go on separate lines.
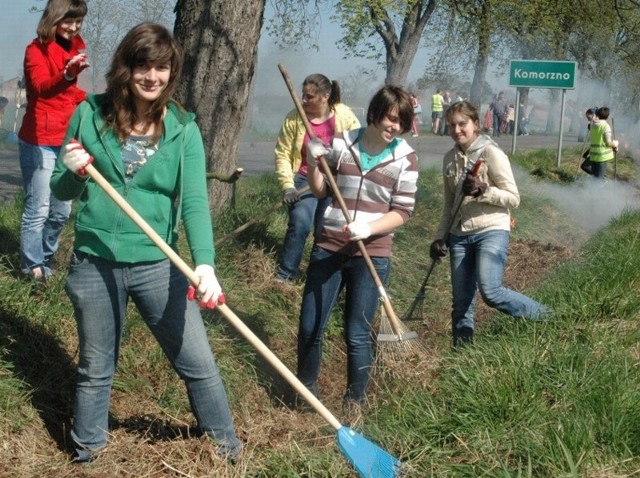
18, 0, 89, 280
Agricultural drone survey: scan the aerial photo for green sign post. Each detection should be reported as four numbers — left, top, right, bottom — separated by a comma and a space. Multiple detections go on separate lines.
509, 60, 576, 89
508, 60, 577, 166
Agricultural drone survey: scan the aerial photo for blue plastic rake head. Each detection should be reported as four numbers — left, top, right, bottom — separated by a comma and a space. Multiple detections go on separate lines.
337, 426, 402, 478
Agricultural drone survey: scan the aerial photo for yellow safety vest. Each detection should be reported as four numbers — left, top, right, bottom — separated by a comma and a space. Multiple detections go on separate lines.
589, 122, 614, 162
431, 94, 443, 112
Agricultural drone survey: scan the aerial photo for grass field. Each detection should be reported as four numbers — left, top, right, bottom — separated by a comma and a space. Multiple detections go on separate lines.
0, 146, 639, 477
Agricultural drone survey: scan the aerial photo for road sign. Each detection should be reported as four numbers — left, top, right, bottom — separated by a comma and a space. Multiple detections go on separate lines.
509, 60, 576, 89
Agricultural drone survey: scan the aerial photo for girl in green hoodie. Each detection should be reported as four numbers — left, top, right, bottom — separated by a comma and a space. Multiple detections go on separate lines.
51, 23, 241, 463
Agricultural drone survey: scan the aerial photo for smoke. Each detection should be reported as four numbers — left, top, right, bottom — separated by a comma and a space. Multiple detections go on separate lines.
514, 167, 639, 233
541, 179, 638, 233
248, 37, 383, 135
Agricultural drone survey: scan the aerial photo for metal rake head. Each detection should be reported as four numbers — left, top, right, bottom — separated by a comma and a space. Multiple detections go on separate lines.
401, 288, 427, 323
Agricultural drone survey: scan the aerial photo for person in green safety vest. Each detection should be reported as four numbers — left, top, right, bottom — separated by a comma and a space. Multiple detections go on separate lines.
588, 106, 618, 180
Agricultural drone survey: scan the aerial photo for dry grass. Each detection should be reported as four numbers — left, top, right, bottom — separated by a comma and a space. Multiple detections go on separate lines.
0, 193, 573, 477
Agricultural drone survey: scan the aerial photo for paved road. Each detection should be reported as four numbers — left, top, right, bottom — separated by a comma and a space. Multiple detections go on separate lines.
236, 132, 578, 177
0, 132, 579, 202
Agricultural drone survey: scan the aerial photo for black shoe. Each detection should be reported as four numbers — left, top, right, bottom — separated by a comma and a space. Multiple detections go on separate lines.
580, 162, 593, 175
453, 327, 474, 348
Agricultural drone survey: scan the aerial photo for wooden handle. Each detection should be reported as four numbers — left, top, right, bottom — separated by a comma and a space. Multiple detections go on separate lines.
84, 162, 342, 430
470, 158, 483, 176
215, 185, 310, 246
277, 64, 406, 335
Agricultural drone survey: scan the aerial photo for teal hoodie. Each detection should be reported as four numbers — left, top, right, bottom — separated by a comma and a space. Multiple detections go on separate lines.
50, 94, 215, 266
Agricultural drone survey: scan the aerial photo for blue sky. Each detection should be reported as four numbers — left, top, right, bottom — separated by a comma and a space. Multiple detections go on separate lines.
1, 2, 42, 81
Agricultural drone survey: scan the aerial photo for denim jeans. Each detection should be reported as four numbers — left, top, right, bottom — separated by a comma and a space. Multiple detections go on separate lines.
19, 141, 71, 276
590, 161, 608, 179
65, 252, 241, 461
276, 173, 331, 280
449, 230, 549, 338
297, 245, 390, 402
493, 114, 502, 136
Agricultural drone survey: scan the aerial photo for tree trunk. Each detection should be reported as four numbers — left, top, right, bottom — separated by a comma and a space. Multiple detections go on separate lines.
469, 1, 491, 109
545, 89, 560, 134
378, 0, 436, 86
386, 47, 419, 87
519, 88, 529, 108
173, 0, 265, 212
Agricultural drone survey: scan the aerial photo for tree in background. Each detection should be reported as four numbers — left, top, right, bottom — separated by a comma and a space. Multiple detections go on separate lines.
174, 0, 266, 211
267, 0, 436, 86
333, 0, 436, 85
418, 0, 636, 135
413, 0, 496, 109
614, 0, 640, 132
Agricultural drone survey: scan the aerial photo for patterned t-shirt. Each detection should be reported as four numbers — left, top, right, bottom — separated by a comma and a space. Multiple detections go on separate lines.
121, 135, 157, 183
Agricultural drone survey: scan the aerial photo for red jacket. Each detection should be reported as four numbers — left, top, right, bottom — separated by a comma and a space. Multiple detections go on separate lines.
18, 35, 87, 146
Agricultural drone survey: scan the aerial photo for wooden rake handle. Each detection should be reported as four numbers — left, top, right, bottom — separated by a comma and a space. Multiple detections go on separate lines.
84, 163, 342, 431
214, 185, 310, 246
277, 63, 406, 337
575, 133, 590, 176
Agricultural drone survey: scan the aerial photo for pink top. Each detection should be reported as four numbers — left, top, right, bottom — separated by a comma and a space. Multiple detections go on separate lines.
299, 115, 336, 176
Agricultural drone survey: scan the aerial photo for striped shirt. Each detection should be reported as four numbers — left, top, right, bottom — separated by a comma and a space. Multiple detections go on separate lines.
317, 129, 419, 257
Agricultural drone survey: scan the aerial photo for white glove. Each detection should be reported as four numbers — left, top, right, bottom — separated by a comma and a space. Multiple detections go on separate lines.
345, 221, 372, 241
62, 141, 93, 176
307, 138, 330, 164
194, 264, 222, 309
612, 139, 619, 148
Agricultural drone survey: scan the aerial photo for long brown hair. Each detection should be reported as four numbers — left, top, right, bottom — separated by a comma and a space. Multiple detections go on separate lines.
103, 23, 183, 143
36, 0, 87, 43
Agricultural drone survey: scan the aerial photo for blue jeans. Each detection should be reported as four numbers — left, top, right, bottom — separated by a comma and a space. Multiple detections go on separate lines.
297, 246, 390, 402
65, 252, 241, 461
449, 230, 549, 339
276, 173, 331, 280
590, 161, 608, 179
493, 114, 502, 136
19, 141, 71, 276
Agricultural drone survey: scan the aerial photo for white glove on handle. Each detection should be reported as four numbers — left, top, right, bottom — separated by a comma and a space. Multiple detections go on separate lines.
344, 221, 372, 241
307, 138, 330, 165
62, 141, 93, 176
192, 264, 222, 309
